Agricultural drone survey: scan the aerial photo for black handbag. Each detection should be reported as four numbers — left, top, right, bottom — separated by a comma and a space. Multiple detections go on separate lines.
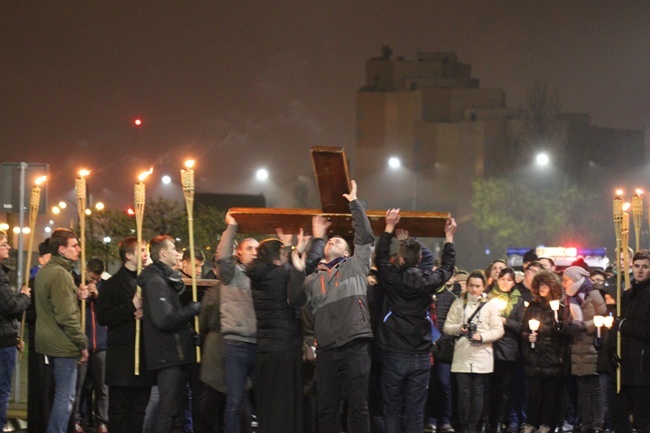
434, 335, 456, 364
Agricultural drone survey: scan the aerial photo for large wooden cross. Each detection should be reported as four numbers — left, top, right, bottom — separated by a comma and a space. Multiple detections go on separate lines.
229, 146, 450, 237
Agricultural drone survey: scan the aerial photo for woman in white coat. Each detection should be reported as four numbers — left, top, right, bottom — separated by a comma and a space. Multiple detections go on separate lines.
444, 270, 505, 433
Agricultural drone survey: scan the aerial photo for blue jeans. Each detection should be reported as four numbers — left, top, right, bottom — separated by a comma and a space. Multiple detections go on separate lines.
47, 356, 78, 433
224, 341, 256, 433
381, 350, 431, 433
0, 345, 17, 431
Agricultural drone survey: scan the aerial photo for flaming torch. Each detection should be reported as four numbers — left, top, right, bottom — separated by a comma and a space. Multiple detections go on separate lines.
76, 169, 90, 330
622, 202, 631, 290
19, 175, 47, 350
633, 189, 643, 253
181, 160, 201, 362
133, 168, 152, 375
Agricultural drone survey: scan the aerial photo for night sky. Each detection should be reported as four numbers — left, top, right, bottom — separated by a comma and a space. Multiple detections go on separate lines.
3, 1, 650, 211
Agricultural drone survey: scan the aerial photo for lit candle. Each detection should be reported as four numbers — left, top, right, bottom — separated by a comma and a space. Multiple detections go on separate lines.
528, 319, 540, 348
593, 315, 605, 339
603, 315, 614, 329
549, 299, 560, 322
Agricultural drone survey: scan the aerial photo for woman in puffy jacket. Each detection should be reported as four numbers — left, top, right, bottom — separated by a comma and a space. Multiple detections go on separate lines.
444, 270, 504, 433
521, 270, 580, 433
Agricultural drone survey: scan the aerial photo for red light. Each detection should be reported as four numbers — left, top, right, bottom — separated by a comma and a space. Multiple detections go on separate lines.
134, 119, 142, 126
127, 208, 135, 216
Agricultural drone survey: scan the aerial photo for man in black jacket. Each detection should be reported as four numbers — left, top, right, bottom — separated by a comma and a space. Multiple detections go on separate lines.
375, 209, 456, 433
96, 237, 155, 433
0, 230, 31, 432
613, 249, 650, 433
138, 235, 200, 433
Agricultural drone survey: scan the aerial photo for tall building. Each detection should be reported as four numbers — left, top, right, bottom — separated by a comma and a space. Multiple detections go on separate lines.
355, 48, 645, 268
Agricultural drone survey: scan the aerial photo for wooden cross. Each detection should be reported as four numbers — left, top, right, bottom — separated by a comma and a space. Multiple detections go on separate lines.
229, 146, 450, 237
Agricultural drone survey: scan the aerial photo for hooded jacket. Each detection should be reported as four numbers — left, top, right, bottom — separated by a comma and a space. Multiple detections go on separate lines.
35, 255, 88, 357
288, 199, 375, 351
138, 261, 200, 370
568, 278, 607, 376
375, 232, 455, 354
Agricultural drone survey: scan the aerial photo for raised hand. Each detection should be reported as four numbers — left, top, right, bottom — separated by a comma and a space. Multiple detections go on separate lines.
385, 208, 400, 233
275, 228, 293, 247
295, 228, 312, 254
342, 180, 358, 202
225, 211, 236, 226
312, 215, 332, 239
445, 218, 457, 243
395, 228, 409, 241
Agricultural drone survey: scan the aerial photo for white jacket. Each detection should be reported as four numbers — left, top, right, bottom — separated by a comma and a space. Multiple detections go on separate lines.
443, 294, 504, 373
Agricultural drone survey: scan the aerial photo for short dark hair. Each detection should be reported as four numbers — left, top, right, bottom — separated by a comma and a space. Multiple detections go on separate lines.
49, 228, 78, 255
257, 238, 284, 264
182, 248, 205, 263
118, 236, 138, 263
149, 235, 174, 262
525, 261, 543, 271
530, 270, 563, 303
38, 238, 51, 256
87, 257, 105, 275
467, 269, 487, 288
632, 249, 650, 263
539, 257, 555, 267
497, 267, 516, 282
398, 238, 421, 268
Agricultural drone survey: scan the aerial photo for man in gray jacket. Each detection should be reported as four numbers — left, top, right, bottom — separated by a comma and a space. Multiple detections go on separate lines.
289, 180, 375, 433
217, 212, 259, 433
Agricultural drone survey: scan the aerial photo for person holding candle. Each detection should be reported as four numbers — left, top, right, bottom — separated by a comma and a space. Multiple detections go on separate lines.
562, 266, 607, 433
521, 270, 579, 433
612, 249, 650, 433
487, 267, 525, 433
444, 270, 504, 433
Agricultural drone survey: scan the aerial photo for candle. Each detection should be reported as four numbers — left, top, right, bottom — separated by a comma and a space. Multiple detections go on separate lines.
528, 319, 540, 348
603, 315, 614, 329
593, 315, 605, 339
549, 299, 560, 322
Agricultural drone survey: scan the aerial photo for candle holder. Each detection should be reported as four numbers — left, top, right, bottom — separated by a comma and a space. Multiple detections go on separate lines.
549, 299, 560, 322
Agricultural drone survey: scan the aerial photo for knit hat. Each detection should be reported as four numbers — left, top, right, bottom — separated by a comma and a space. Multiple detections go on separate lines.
564, 266, 590, 283
523, 249, 538, 263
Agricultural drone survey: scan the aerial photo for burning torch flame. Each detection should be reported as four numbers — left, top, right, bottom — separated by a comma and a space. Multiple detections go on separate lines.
138, 168, 153, 182
184, 160, 195, 169
78, 169, 90, 178
34, 176, 47, 186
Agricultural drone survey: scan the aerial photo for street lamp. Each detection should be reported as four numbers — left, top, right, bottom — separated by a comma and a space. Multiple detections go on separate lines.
536, 153, 550, 166
256, 168, 269, 181
388, 157, 401, 169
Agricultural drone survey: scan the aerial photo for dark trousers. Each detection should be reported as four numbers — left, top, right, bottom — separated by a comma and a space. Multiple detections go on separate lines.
456, 373, 489, 433
27, 326, 52, 433
255, 347, 303, 433
613, 385, 650, 433
380, 350, 431, 433
489, 360, 516, 427
427, 362, 453, 427
576, 375, 603, 429
108, 386, 151, 433
315, 339, 371, 433
527, 376, 565, 428
156, 365, 190, 433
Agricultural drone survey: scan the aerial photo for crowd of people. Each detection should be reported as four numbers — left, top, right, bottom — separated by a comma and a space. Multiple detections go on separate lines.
0, 179, 649, 433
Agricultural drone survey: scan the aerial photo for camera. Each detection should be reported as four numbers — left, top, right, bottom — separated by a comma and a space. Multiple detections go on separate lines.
466, 323, 478, 340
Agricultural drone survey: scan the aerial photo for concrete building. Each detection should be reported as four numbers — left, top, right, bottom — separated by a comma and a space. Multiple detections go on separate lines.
355, 48, 645, 268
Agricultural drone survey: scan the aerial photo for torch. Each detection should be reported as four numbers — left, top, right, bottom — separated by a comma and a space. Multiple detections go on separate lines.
76, 169, 90, 331
19, 175, 47, 351
622, 203, 631, 291
633, 189, 643, 252
133, 168, 152, 375
181, 159, 201, 363
528, 319, 540, 348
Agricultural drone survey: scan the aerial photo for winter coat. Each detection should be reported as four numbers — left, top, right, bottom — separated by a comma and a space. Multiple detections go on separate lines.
288, 199, 375, 351
96, 265, 155, 387
521, 300, 577, 377
138, 261, 200, 370
0, 264, 30, 347
199, 283, 226, 393
619, 277, 650, 386
489, 288, 525, 362
375, 232, 455, 354
217, 224, 256, 344
35, 255, 88, 357
443, 293, 504, 374
569, 280, 607, 376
